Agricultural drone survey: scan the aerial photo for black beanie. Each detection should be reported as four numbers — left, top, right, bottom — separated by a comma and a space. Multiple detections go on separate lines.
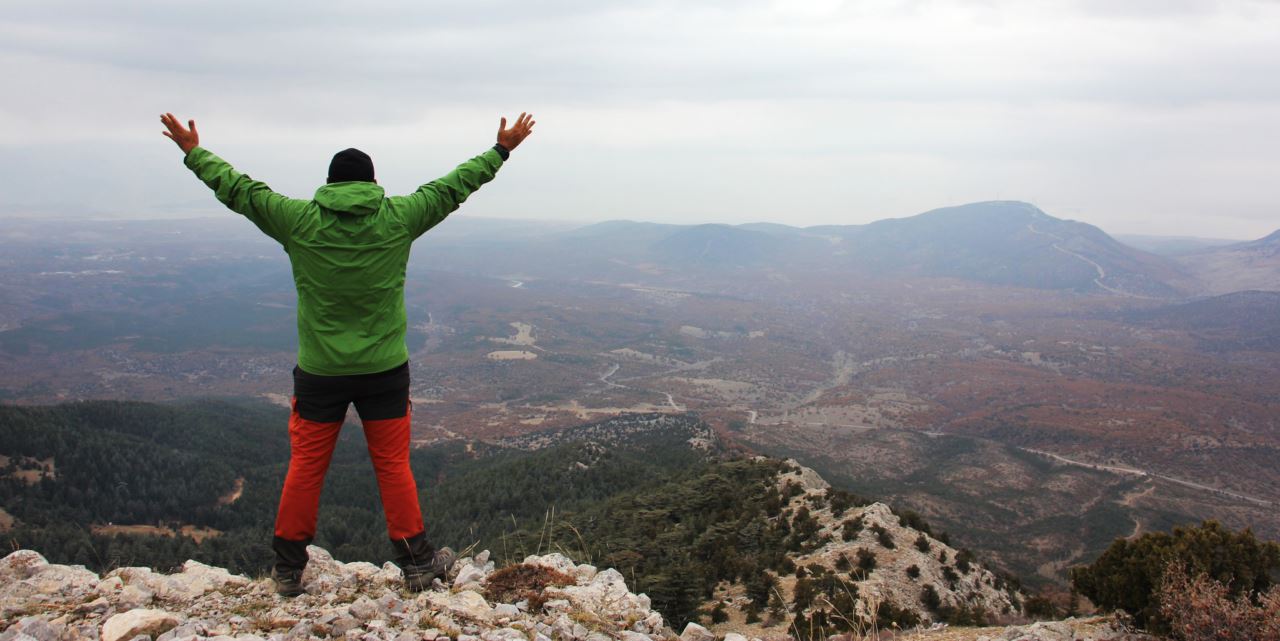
328, 148, 375, 183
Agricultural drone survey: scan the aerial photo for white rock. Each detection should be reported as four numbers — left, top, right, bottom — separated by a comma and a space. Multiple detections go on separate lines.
621, 632, 652, 641
724, 634, 748, 641
573, 564, 598, 583
117, 585, 154, 609
175, 560, 250, 596
641, 612, 663, 632
679, 623, 715, 641
453, 564, 487, 590
0, 550, 48, 580
492, 604, 520, 619
26, 563, 99, 597
102, 609, 181, 641
96, 576, 125, 595
377, 562, 404, 586
549, 568, 649, 621
424, 590, 494, 622
348, 596, 381, 621
0, 616, 64, 641
480, 629, 525, 641
521, 553, 577, 576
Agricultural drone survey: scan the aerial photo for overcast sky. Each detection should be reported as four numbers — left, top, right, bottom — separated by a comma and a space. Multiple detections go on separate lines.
1, 0, 1277, 238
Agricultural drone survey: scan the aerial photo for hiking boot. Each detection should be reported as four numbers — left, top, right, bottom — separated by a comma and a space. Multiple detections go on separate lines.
272, 566, 305, 597
271, 536, 310, 597
403, 547, 456, 592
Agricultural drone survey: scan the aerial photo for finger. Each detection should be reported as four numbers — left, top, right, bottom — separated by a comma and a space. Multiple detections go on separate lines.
518, 112, 529, 127
163, 131, 173, 139
499, 116, 507, 133
188, 119, 197, 135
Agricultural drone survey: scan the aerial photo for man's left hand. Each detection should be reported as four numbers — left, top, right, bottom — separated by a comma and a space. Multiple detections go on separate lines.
161, 113, 200, 154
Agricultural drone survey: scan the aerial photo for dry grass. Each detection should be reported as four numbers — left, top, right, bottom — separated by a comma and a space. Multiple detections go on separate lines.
483, 563, 578, 611
1158, 562, 1280, 641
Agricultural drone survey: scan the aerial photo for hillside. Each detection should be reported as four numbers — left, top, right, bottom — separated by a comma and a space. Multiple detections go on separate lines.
0, 401, 1040, 631
1177, 228, 1280, 295
1123, 290, 1280, 352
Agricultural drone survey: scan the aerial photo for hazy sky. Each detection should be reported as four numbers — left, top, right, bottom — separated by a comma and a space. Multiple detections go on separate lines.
2, 0, 1278, 238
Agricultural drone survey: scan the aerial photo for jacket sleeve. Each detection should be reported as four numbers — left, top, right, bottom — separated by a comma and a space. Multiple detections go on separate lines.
390, 148, 504, 239
183, 147, 305, 246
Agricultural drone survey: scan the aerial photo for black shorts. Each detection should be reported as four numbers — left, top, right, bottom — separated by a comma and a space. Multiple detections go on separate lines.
292, 361, 410, 423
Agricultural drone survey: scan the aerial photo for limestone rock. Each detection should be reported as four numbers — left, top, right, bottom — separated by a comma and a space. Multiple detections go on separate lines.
102, 609, 181, 641
679, 623, 715, 641
453, 564, 488, 591
0, 616, 64, 641
0, 550, 48, 580
423, 590, 494, 622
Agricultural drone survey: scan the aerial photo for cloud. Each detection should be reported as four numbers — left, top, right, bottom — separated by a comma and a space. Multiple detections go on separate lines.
0, 0, 1277, 238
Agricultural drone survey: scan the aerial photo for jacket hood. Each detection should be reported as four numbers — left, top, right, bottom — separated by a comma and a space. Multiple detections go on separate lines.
314, 182, 385, 216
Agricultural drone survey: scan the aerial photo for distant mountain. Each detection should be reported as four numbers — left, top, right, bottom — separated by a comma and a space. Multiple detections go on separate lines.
414, 201, 1192, 296
830, 201, 1187, 295
650, 224, 785, 267
1176, 228, 1280, 295
1114, 233, 1242, 256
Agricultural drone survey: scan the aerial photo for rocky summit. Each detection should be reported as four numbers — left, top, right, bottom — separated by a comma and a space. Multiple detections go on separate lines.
0, 538, 1151, 641
0, 546, 666, 641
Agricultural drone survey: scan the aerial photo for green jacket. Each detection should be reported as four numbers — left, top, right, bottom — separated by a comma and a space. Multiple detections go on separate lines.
184, 146, 504, 376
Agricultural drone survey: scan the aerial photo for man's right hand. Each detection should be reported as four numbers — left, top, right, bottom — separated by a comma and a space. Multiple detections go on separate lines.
497, 112, 536, 152
161, 113, 200, 155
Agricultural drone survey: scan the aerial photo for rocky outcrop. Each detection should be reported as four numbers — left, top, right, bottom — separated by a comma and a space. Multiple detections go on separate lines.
0, 547, 675, 641
974, 617, 1151, 641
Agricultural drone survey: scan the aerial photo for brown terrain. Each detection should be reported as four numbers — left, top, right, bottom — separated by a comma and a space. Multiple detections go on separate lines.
1, 209, 1277, 589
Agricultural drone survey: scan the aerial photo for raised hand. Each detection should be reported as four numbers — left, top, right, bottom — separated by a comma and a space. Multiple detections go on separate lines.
160, 113, 200, 154
496, 112, 536, 152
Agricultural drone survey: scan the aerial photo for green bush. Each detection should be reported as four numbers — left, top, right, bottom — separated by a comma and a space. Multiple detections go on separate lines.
1069, 521, 1280, 631
914, 534, 931, 552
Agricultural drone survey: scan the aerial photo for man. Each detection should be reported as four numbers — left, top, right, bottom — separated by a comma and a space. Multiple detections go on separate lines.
160, 111, 535, 596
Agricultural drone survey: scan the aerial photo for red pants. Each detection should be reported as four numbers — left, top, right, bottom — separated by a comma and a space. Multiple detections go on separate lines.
274, 363, 424, 543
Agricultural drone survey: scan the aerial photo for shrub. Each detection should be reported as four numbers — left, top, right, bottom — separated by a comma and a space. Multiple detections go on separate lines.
710, 602, 728, 624
906, 564, 920, 580
841, 516, 863, 541
834, 553, 851, 571
955, 548, 975, 574
920, 584, 942, 612
1022, 595, 1058, 620
856, 548, 877, 573
942, 565, 960, 587
870, 523, 895, 549
1157, 562, 1280, 641
914, 534, 931, 553
793, 577, 816, 610
1070, 521, 1280, 631
896, 509, 933, 536
826, 489, 865, 516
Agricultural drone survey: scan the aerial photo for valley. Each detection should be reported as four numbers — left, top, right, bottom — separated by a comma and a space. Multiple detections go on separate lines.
1, 203, 1278, 591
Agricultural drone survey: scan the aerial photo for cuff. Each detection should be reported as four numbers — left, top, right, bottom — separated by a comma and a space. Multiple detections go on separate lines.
492, 144, 510, 161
